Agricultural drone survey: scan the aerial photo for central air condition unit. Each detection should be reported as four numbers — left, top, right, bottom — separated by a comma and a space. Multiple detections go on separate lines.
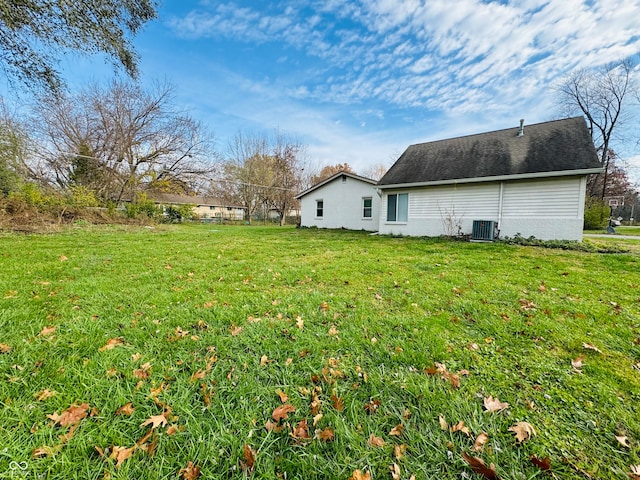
471, 220, 495, 241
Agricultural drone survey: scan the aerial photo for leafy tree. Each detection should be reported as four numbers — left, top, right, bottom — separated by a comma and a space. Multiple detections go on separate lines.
34, 80, 217, 202
0, 100, 29, 195
557, 59, 636, 199
310, 163, 355, 185
0, 0, 157, 92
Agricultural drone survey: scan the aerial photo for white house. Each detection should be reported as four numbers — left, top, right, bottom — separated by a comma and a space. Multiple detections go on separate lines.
377, 117, 603, 241
295, 171, 380, 231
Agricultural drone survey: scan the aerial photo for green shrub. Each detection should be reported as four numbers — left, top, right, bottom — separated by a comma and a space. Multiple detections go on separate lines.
124, 193, 161, 219
584, 197, 610, 229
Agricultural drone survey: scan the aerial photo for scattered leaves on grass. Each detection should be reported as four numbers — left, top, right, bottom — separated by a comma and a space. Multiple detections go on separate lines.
240, 444, 256, 474
530, 455, 551, 471
34, 389, 56, 401
509, 422, 536, 443
462, 452, 498, 479
179, 461, 201, 479
110, 446, 135, 468
98, 337, 124, 351
364, 398, 381, 414
291, 418, 310, 440
424, 362, 462, 388
389, 423, 404, 436
47, 403, 90, 427
519, 299, 536, 311
368, 434, 385, 447
483, 396, 509, 412
272, 404, 296, 422
349, 470, 371, 480
115, 403, 135, 416
394, 444, 407, 460
451, 421, 471, 437
331, 394, 344, 411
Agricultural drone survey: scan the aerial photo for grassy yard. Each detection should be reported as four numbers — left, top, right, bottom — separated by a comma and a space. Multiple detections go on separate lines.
1, 225, 639, 479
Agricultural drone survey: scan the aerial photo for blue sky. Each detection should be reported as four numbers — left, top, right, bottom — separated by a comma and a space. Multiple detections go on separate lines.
18, 0, 640, 179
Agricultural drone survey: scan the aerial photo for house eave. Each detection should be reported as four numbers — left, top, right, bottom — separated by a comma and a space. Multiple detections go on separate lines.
377, 168, 603, 190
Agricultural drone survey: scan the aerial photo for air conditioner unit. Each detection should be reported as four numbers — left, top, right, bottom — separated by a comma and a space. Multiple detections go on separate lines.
471, 220, 495, 241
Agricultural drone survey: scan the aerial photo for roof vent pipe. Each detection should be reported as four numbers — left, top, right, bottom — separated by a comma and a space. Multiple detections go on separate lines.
517, 119, 524, 137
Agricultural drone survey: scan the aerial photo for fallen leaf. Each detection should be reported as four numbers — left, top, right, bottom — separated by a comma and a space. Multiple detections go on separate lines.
439, 415, 449, 430
260, 355, 269, 366
59, 255, 68, 262
240, 444, 256, 473
98, 338, 124, 352
140, 413, 168, 430
0, 343, 12, 353
291, 418, 310, 440
582, 342, 602, 353
364, 398, 381, 414
316, 427, 335, 442
40, 325, 56, 337
32, 445, 63, 457
115, 403, 135, 416
571, 356, 584, 370
530, 455, 551, 471
629, 465, 640, 480
509, 421, 536, 443
616, 435, 630, 447
35, 389, 56, 401
167, 424, 184, 436
331, 394, 344, 411
264, 419, 286, 433
328, 325, 339, 336
47, 403, 90, 427
179, 461, 201, 480
462, 452, 498, 480
451, 420, 471, 436
349, 469, 371, 480
368, 434, 385, 447
319, 301, 329, 312
394, 444, 407, 460
296, 317, 304, 329
390, 423, 404, 436
472, 432, 489, 452
313, 413, 323, 426
230, 325, 243, 336
272, 404, 296, 422
275, 389, 288, 403
483, 395, 509, 412
110, 445, 135, 468
390, 463, 401, 480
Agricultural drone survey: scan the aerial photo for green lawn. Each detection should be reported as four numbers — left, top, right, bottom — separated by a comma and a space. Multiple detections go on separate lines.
1, 225, 639, 479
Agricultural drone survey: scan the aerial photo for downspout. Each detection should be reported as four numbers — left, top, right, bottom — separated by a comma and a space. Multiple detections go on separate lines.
497, 182, 505, 235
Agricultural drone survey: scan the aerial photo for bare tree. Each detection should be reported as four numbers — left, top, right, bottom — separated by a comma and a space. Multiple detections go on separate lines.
33, 80, 217, 202
360, 163, 388, 181
557, 59, 636, 198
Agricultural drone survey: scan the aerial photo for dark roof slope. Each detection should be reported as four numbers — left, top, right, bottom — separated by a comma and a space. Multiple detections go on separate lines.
378, 117, 601, 187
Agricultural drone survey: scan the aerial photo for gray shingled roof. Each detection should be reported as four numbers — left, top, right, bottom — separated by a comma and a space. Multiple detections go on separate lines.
378, 117, 602, 187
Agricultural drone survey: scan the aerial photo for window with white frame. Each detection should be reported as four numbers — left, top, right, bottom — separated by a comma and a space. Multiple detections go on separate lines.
316, 200, 324, 218
386, 193, 408, 222
362, 197, 372, 218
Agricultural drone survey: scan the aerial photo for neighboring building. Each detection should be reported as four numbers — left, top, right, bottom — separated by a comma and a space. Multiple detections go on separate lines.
295, 171, 380, 231
377, 117, 602, 240
148, 193, 246, 221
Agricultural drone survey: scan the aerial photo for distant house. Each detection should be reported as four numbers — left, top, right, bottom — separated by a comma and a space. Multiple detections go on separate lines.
377, 117, 602, 240
148, 193, 246, 221
295, 171, 380, 231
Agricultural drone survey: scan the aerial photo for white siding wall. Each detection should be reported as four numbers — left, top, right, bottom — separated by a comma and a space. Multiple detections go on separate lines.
299, 176, 380, 231
378, 177, 587, 240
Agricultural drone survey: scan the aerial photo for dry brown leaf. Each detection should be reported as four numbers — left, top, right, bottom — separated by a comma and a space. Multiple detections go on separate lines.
47, 403, 90, 427
98, 338, 124, 352
110, 445, 135, 468
390, 423, 404, 436
530, 455, 551, 471
59, 255, 68, 262
616, 435, 630, 447
509, 421, 536, 443
472, 432, 489, 452
115, 402, 135, 416
34, 389, 56, 401
313, 413, 323, 426
296, 317, 304, 329
179, 461, 201, 480
328, 325, 339, 336
316, 427, 335, 442
32, 445, 62, 457
167, 424, 184, 436
240, 444, 256, 473
331, 394, 344, 411
394, 444, 407, 460
483, 395, 509, 412
40, 325, 56, 337
272, 404, 296, 422
319, 301, 329, 312
451, 420, 471, 437
291, 418, 310, 439
140, 413, 168, 430
349, 469, 371, 480
368, 434, 385, 447
462, 452, 498, 480
390, 463, 401, 480
260, 355, 269, 366
629, 465, 640, 479
275, 389, 288, 403
439, 415, 449, 430
265, 419, 286, 433
582, 342, 602, 353
230, 325, 243, 336
0, 343, 12, 353
571, 356, 584, 370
